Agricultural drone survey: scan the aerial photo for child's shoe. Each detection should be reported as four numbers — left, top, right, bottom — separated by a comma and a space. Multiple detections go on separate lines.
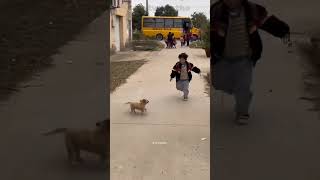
183, 95, 188, 101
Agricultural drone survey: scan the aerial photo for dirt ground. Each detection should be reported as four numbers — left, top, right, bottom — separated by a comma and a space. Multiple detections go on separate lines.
110, 41, 164, 93
110, 61, 146, 92
0, 0, 107, 100
131, 40, 165, 51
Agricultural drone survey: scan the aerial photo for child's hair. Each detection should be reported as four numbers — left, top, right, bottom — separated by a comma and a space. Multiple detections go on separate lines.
178, 53, 188, 60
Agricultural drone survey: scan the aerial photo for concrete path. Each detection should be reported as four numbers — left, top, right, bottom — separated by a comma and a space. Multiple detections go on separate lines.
0, 11, 108, 180
212, 20, 320, 180
110, 46, 210, 180
212, 1, 320, 179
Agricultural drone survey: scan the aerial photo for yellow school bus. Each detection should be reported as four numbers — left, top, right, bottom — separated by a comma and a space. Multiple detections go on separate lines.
141, 16, 201, 40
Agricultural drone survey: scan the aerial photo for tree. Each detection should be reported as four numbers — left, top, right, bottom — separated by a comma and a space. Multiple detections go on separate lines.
191, 12, 209, 29
154, 4, 178, 16
132, 4, 146, 31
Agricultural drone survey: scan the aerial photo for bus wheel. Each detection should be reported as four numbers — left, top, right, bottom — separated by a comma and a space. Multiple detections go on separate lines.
156, 34, 163, 41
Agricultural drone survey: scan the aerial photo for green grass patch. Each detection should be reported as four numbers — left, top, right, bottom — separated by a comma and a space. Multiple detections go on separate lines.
189, 41, 206, 49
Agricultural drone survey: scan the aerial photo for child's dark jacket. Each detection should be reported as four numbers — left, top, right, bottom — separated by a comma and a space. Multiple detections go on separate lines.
170, 61, 201, 82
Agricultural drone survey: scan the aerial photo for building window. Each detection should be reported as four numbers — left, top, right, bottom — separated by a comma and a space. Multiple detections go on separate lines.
111, 0, 120, 7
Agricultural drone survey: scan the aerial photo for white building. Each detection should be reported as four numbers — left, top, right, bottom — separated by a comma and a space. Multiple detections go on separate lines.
110, 0, 132, 52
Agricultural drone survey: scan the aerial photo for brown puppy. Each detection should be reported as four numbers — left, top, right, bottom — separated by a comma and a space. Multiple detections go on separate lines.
42, 119, 109, 165
125, 99, 149, 113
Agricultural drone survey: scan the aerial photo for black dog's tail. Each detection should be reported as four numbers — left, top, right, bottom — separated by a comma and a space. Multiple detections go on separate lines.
42, 128, 67, 136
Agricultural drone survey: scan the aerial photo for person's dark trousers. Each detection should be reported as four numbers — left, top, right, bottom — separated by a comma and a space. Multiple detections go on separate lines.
187, 40, 190, 46
212, 56, 253, 114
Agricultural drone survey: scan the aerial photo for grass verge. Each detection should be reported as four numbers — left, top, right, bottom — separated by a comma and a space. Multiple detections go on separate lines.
111, 60, 146, 93
189, 41, 205, 49
132, 40, 165, 51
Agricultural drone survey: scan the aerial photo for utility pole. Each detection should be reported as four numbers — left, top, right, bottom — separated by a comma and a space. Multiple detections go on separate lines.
146, 0, 149, 16
128, 0, 132, 41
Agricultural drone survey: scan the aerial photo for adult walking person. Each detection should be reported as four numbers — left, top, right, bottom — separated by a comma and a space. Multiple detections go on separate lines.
185, 31, 191, 46
211, 0, 290, 125
166, 32, 173, 48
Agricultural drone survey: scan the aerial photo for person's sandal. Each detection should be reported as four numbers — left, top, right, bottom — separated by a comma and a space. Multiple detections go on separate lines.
235, 113, 250, 125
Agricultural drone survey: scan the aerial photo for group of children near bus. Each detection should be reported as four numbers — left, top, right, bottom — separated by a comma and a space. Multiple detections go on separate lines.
165, 32, 177, 48
180, 32, 192, 47
165, 32, 192, 48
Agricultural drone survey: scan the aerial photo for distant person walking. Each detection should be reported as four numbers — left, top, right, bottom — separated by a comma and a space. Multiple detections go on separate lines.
211, 0, 290, 125
166, 32, 174, 48
180, 35, 186, 47
185, 32, 191, 46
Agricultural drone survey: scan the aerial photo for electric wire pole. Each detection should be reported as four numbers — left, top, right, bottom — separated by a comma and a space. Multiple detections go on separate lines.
146, 0, 149, 16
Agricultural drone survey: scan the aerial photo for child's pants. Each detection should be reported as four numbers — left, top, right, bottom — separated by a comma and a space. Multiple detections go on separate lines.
176, 80, 189, 97
212, 57, 253, 114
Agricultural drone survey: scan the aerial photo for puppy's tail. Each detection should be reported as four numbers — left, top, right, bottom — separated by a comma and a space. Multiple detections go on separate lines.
42, 128, 67, 136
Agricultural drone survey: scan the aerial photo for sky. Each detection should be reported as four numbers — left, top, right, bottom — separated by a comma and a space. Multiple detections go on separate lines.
131, 0, 210, 18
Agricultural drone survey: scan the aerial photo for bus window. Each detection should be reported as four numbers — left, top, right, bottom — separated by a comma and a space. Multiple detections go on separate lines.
141, 17, 200, 39
143, 18, 155, 27
165, 18, 174, 28
174, 19, 182, 28
155, 18, 164, 28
